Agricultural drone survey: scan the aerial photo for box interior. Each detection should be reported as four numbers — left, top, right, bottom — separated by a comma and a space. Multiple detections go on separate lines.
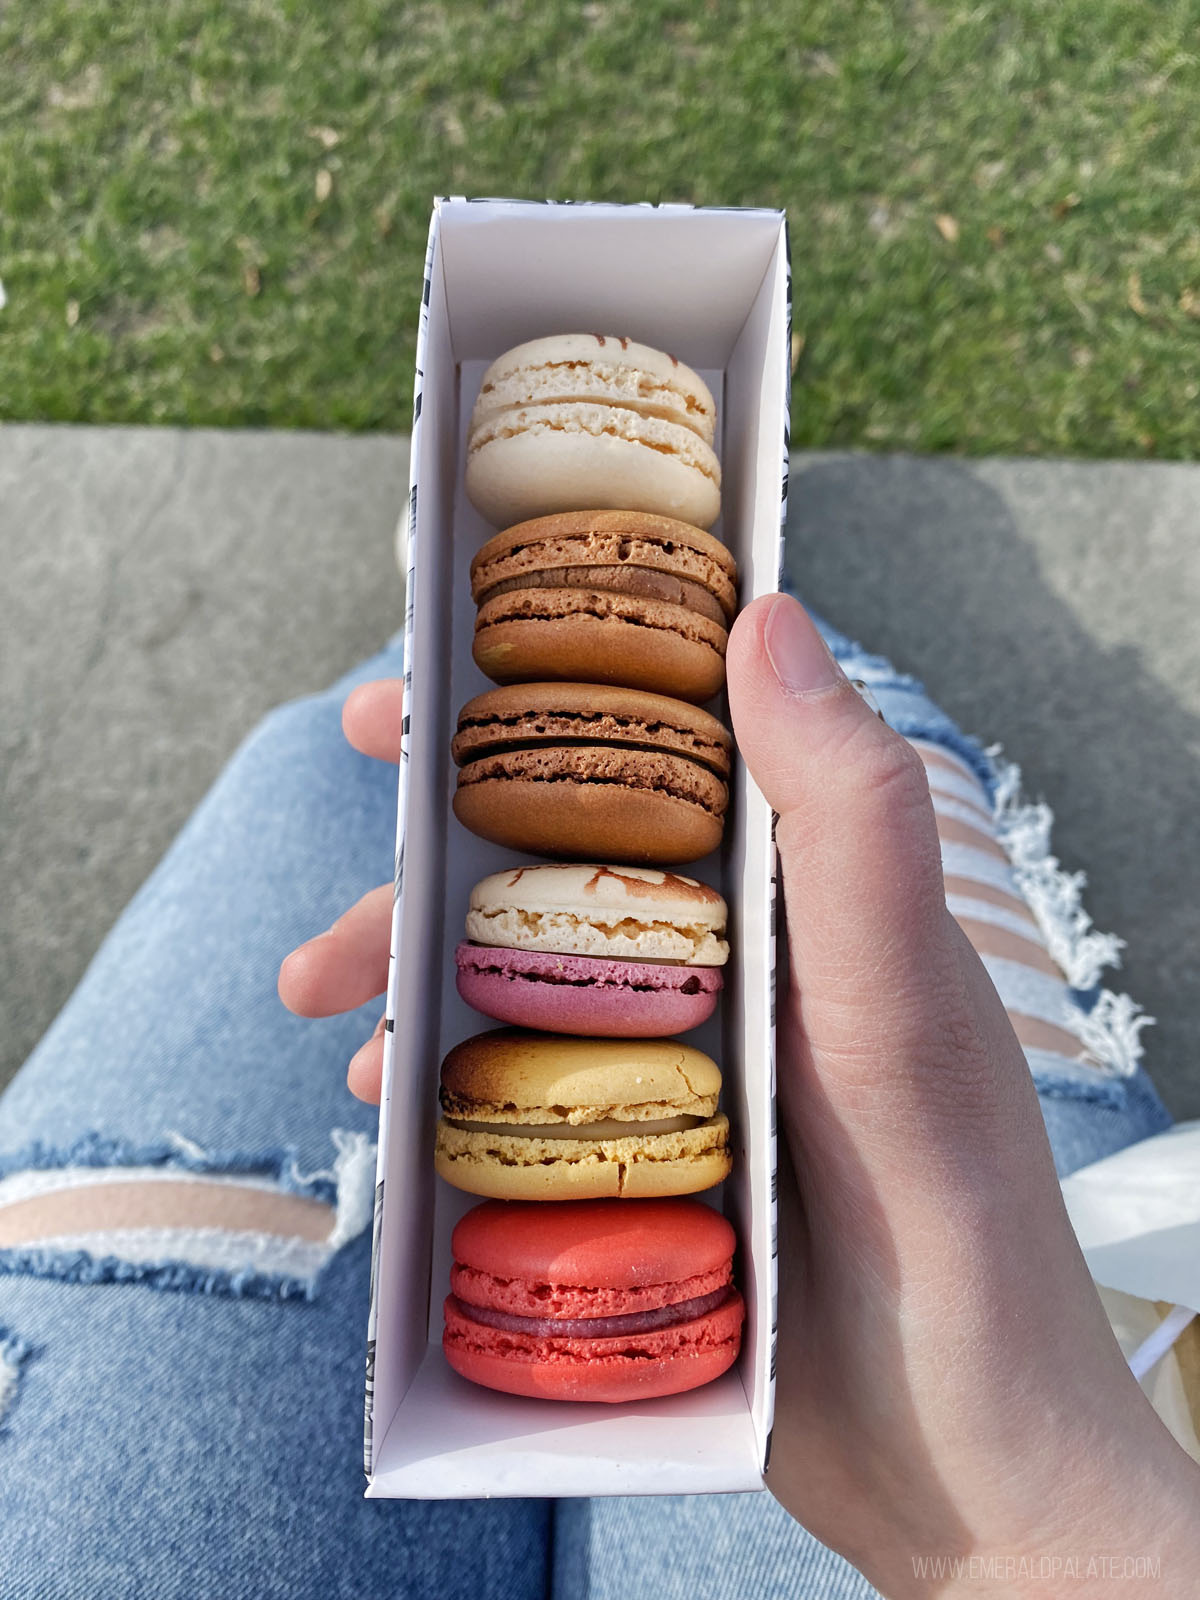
368, 201, 787, 1499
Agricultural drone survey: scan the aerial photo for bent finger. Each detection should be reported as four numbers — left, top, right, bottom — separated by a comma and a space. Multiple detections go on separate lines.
342, 679, 405, 762
348, 1018, 386, 1105
278, 883, 393, 1017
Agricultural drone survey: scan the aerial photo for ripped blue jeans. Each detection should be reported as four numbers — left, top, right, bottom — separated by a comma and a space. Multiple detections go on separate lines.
0, 621, 1171, 1600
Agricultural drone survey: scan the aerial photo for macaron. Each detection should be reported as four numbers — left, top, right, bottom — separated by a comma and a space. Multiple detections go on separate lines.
455, 863, 728, 1036
464, 334, 722, 530
443, 1198, 745, 1403
470, 510, 738, 703
433, 1030, 733, 1200
451, 682, 732, 865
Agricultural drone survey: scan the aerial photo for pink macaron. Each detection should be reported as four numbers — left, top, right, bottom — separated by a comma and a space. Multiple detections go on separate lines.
443, 1197, 745, 1402
455, 863, 728, 1037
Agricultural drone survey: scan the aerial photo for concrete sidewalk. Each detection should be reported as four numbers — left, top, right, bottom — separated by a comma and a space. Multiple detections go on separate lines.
3, 427, 1198, 1113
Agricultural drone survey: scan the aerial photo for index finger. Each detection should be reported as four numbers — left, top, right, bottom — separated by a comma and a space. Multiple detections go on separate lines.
342, 678, 405, 761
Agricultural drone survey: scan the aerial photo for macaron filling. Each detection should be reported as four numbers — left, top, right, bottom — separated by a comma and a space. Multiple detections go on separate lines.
477, 565, 727, 624
434, 1113, 732, 1197
445, 1114, 704, 1139
448, 1284, 735, 1340
456, 747, 728, 820
474, 587, 728, 655
469, 515, 738, 619
468, 404, 721, 488
452, 694, 732, 779
471, 352, 716, 444
450, 1255, 732, 1319
456, 944, 724, 991
464, 864, 730, 965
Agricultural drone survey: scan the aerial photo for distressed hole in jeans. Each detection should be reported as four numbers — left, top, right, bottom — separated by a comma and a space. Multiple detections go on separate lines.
0, 1129, 376, 1301
0, 1326, 33, 1430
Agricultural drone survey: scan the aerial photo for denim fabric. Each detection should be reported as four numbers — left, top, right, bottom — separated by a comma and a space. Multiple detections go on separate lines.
809, 608, 1172, 1176
0, 625, 1172, 1599
0, 640, 551, 1599
0, 1238, 551, 1600
812, 614, 998, 794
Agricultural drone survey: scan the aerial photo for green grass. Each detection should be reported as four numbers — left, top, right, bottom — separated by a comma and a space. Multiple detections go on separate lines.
2, 0, 1199, 455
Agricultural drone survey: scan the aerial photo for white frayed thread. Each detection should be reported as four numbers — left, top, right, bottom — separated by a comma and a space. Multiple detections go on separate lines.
990, 754, 1125, 988
25, 1227, 333, 1282
165, 1130, 208, 1160
0, 1334, 31, 1428
289, 1130, 377, 1250
1073, 989, 1156, 1078
989, 751, 1153, 1076
166, 1128, 376, 1249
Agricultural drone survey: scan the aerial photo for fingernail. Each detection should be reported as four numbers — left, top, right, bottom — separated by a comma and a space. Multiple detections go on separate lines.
850, 679, 886, 721
764, 595, 842, 694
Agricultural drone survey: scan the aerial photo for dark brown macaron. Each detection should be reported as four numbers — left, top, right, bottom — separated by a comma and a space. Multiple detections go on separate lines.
452, 682, 732, 865
469, 511, 738, 704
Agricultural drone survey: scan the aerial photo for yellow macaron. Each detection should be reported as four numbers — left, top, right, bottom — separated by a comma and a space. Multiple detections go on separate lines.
433, 1030, 732, 1201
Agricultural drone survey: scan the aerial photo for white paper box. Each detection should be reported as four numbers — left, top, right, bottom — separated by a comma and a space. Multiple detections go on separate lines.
364, 198, 790, 1499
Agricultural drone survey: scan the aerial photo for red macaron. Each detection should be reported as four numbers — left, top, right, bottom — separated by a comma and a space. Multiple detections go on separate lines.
443, 1198, 745, 1403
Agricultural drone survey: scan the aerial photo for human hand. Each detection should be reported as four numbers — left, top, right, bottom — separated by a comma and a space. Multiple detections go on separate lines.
730, 594, 1200, 1596
277, 677, 404, 1103
279, 601, 1200, 1595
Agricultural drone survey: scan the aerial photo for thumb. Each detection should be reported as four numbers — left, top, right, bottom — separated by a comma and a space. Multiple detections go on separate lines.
727, 593, 1033, 1149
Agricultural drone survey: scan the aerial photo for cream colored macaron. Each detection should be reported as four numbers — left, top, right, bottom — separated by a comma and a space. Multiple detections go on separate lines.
465, 334, 722, 530
466, 862, 729, 966
434, 1030, 733, 1200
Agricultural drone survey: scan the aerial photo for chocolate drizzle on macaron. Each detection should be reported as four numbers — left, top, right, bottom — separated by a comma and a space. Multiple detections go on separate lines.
456, 862, 728, 1035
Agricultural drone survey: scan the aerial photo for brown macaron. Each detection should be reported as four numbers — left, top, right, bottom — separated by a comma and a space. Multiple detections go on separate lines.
469, 511, 738, 704
452, 682, 732, 865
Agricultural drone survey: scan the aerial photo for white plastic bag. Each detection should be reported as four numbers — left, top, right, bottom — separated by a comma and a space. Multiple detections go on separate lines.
1062, 1121, 1200, 1463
